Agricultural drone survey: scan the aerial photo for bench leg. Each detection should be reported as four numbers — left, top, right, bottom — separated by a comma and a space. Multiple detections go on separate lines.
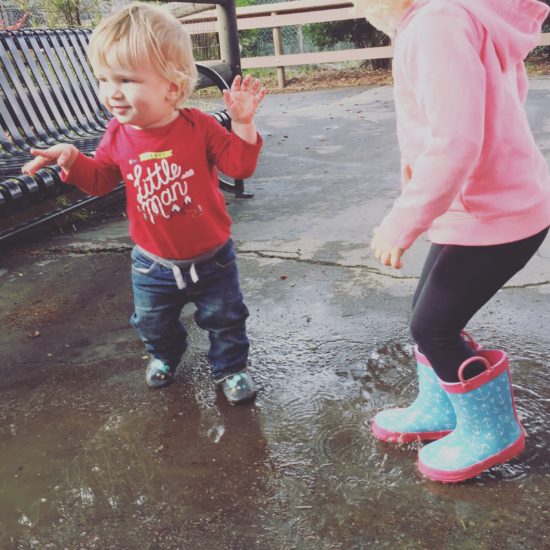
219, 177, 254, 199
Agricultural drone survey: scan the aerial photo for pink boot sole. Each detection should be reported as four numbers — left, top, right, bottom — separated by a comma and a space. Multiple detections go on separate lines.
417, 432, 525, 483
372, 421, 452, 443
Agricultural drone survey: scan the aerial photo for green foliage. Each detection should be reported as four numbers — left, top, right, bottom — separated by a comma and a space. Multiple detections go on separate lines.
543, 0, 550, 32
305, 20, 379, 50
304, 19, 390, 68
11, 0, 31, 10
11, 0, 106, 28
44, 0, 81, 27
235, 0, 269, 58
239, 28, 265, 58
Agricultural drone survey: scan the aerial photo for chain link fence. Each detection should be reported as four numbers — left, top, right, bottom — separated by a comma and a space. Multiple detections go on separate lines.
0, 1, 213, 29
239, 0, 328, 59
0, 0, 221, 61
0, 0, 114, 29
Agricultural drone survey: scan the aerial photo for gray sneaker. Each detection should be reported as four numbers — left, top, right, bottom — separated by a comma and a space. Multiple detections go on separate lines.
218, 371, 257, 404
146, 358, 176, 388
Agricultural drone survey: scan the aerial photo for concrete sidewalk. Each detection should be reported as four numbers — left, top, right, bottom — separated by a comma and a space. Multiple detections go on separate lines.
1, 80, 549, 548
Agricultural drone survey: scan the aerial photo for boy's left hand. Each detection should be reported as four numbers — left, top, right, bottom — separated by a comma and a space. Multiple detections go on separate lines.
223, 74, 267, 124
370, 228, 404, 269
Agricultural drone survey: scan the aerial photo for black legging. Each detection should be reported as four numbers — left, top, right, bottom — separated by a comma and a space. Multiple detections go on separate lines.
410, 227, 549, 383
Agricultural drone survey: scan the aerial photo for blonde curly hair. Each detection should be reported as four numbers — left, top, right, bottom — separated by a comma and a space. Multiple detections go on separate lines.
88, 1, 197, 107
354, 0, 413, 37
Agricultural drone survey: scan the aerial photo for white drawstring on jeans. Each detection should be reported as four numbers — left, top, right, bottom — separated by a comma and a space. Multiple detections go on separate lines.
134, 241, 228, 291
171, 264, 186, 289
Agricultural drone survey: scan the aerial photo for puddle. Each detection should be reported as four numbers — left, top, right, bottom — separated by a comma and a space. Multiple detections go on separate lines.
1, 310, 549, 548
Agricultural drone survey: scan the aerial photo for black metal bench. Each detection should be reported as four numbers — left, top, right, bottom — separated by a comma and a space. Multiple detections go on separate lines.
0, 28, 250, 243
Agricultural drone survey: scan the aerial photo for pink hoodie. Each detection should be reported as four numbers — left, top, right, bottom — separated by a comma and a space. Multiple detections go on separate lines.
378, 0, 550, 249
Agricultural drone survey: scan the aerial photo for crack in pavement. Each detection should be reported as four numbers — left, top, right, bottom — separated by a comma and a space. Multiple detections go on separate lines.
238, 249, 417, 280
27, 245, 134, 255
12, 245, 550, 288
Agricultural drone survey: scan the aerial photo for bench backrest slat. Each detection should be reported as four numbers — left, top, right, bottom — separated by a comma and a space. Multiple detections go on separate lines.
55, 30, 109, 130
0, 32, 59, 149
24, 31, 92, 137
33, 30, 104, 135
11, 32, 82, 140
67, 29, 111, 123
1, 32, 66, 144
28, 30, 100, 135
0, 68, 32, 151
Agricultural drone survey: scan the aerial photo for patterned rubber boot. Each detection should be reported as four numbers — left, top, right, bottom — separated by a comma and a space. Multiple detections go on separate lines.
418, 349, 525, 483
372, 348, 456, 443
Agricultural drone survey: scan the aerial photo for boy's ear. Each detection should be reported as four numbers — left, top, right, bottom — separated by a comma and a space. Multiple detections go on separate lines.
166, 81, 181, 102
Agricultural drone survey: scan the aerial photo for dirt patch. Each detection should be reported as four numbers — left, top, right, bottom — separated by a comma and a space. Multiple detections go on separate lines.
3, 297, 72, 331
192, 65, 394, 98
262, 66, 394, 93
525, 54, 550, 76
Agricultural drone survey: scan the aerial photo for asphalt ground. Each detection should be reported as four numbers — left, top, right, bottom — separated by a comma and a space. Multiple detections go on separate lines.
1, 79, 549, 548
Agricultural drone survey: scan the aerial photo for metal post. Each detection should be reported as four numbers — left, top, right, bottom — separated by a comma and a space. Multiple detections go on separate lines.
216, 0, 241, 81
272, 13, 286, 88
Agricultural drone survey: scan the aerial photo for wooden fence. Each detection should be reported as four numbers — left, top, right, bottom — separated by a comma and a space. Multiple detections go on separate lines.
180, 0, 550, 87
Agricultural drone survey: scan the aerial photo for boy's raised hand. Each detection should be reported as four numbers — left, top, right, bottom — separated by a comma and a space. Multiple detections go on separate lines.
223, 74, 267, 124
22, 144, 79, 177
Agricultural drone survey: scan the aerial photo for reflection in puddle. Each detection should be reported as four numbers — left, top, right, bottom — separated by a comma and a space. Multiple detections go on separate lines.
1, 328, 548, 547
252, 332, 549, 547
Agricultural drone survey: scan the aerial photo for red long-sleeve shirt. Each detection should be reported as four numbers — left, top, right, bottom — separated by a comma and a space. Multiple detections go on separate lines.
64, 108, 263, 259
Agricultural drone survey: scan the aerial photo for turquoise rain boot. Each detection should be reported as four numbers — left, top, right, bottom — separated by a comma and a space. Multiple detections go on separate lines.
417, 349, 525, 483
372, 347, 457, 443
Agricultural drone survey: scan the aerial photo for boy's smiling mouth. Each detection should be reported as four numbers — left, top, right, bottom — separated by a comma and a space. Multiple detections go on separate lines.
111, 105, 130, 114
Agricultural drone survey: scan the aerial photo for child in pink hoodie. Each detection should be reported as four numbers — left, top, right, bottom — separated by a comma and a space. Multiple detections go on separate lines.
362, 0, 550, 482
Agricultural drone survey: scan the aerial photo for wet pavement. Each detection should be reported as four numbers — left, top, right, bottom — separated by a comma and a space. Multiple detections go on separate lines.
1, 79, 550, 548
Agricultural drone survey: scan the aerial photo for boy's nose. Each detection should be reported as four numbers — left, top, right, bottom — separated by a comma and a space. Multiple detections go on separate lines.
102, 82, 122, 100
109, 87, 123, 99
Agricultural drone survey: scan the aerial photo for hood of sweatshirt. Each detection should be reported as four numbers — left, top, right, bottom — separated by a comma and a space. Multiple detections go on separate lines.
403, 0, 549, 70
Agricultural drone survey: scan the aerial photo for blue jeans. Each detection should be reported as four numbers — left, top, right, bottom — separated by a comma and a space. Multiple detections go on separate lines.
130, 239, 250, 381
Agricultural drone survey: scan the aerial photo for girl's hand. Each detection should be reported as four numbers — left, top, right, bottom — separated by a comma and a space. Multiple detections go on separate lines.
223, 74, 267, 125
370, 228, 404, 269
22, 144, 79, 176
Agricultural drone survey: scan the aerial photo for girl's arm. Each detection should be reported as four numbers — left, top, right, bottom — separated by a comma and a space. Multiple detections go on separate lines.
375, 8, 486, 253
